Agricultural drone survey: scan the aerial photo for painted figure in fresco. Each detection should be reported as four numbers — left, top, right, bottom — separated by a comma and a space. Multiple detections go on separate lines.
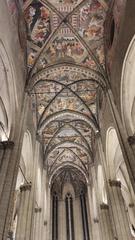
27, 48, 38, 67
83, 57, 96, 69
79, 1, 104, 42
28, 52, 35, 67
96, 45, 104, 65
47, 37, 84, 63
25, 2, 51, 48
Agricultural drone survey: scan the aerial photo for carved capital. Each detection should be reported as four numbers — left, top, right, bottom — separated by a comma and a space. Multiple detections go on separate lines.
20, 182, 32, 192
100, 203, 109, 210
128, 135, 135, 145
35, 207, 42, 213
93, 218, 99, 223
109, 179, 121, 188
44, 220, 47, 226
129, 203, 134, 208
0, 141, 14, 149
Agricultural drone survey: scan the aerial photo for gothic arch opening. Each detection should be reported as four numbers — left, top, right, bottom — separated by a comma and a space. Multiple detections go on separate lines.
0, 40, 18, 139
106, 127, 135, 236
121, 34, 135, 135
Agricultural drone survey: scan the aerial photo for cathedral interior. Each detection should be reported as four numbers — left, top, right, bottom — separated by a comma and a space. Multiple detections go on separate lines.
0, 0, 135, 239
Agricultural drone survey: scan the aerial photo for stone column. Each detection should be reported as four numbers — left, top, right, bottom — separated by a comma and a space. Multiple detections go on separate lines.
15, 182, 32, 240
108, 180, 132, 239
128, 203, 135, 228
42, 169, 48, 240
29, 142, 42, 240
0, 141, 14, 197
34, 207, 42, 240
87, 184, 101, 240
99, 203, 113, 240
107, 89, 135, 191
0, 93, 29, 240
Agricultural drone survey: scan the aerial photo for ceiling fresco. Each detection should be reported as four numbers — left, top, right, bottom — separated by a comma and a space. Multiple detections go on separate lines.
22, 0, 108, 189
23, 0, 106, 72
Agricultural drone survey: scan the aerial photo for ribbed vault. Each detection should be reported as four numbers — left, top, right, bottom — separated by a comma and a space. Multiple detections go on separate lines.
23, 0, 108, 187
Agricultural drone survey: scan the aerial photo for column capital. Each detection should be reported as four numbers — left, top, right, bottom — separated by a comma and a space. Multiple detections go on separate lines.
93, 218, 99, 223
44, 220, 47, 226
35, 207, 42, 213
0, 140, 14, 149
129, 203, 134, 208
100, 203, 109, 210
109, 179, 121, 188
20, 182, 32, 192
127, 135, 135, 145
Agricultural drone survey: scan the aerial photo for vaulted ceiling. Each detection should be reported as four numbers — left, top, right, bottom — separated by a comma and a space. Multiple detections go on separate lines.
24, 0, 108, 194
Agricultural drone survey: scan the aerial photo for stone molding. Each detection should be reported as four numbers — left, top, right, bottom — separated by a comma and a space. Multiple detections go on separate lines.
128, 135, 135, 145
100, 203, 109, 210
93, 218, 99, 223
109, 179, 121, 188
0, 140, 14, 149
35, 207, 42, 213
20, 182, 32, 192
44, 220, 47, 226
129, 203, 134, 208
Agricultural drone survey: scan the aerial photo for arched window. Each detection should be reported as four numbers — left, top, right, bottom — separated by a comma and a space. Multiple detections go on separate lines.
65, 192, 74, 240
80, 191, 90, 240
0, 41, 18, 140
121, 34, 135, 135
106, 127, 135, 236
52, 192, 58, 240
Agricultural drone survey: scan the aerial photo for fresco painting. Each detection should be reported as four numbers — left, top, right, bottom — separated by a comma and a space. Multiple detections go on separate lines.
47, 0, 82, 7
42, 81, 97, 116
27, 48, 38, 67
78, 1, 105, 41
24, 0, 106, 69
33, 75, 98, 121
44, 35, 86, 65
41, 117, 93, 171
82, 56, 97, 69
23, 0, 106, 170
24, 1, 51, 48
95, 45, 105, 66
44, 95, 90, 118
41, 69, 87, 84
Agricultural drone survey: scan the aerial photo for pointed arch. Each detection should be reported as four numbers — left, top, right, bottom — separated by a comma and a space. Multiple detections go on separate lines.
44, 122, 91, 155
38, 109, 99, 133
33, 79, 97, 124
49, 163, 89, 187
45, 140, 93, 161
48, 147, 88, 175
